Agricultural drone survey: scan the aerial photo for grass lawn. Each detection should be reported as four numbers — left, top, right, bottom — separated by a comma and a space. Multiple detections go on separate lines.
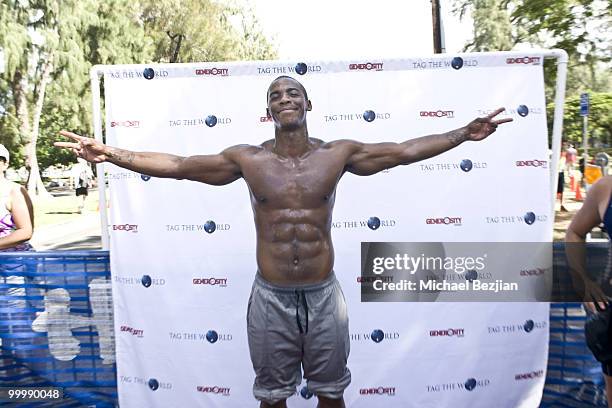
32, 188, 101, 228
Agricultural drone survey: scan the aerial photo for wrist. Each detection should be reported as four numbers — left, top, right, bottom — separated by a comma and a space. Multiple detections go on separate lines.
105, 146, 117, 161
448, 127, 469, 146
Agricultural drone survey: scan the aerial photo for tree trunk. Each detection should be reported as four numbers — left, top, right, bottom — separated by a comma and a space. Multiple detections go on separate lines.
12, 70, 31, 146
26, 57, 53, 198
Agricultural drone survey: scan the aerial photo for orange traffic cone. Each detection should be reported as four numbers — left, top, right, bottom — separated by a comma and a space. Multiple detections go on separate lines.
575, 185, 584, 201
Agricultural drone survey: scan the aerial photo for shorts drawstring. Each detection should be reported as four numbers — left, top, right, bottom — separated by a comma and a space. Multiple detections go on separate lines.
295, 289, 309, 335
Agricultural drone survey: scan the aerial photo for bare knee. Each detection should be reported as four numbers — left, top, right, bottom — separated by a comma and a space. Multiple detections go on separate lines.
260, 400, 287, 408
317, 395, 345, 408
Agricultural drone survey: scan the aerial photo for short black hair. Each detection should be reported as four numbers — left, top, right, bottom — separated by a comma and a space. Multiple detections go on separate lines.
267, 75, 309, 103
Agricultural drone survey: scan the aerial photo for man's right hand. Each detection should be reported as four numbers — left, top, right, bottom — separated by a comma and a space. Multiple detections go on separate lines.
55, 131, 108, 163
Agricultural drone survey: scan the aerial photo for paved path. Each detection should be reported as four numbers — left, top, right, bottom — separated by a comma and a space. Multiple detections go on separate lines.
31, 211, 103, 251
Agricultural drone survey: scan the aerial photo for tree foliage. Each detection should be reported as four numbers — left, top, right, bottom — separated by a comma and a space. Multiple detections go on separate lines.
547, 93, 612, 147
452, 0, 611, 146
0, 0, 276, 193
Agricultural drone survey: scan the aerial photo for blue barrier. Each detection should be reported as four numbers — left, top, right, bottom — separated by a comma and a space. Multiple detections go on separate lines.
0, 249, 608, 407
0, 251, 116, 407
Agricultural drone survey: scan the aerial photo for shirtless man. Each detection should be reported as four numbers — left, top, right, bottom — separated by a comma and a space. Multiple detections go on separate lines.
56, 76, 512, 408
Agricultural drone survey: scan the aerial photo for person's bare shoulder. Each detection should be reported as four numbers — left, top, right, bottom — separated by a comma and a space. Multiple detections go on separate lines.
259, 139, 275, 152
590, 175, 612, 203
320, 139, 361, 150
224, 144, 264, 160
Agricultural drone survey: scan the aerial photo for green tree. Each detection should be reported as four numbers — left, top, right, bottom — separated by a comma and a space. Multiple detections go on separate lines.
454, 0, 515, 51
138, 0, 276, 63
511, 0, 611, 65
1, 0, 275, 196
453, 0, 611, 146
0, 0, 149, 195
547, 92, 612, 147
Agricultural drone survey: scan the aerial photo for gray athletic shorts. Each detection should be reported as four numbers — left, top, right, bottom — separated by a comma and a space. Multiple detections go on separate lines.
247, 271, 351, 404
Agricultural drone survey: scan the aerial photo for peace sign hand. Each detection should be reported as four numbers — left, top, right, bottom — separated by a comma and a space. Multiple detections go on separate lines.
465, 108, 513, 141
55, 131, 108, 163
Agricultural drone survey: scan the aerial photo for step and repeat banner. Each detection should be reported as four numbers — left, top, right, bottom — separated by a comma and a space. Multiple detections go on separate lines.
103, 52, 551, 407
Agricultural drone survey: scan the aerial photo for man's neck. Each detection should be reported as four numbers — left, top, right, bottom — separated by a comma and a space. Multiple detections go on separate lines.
273, 127, 311, 158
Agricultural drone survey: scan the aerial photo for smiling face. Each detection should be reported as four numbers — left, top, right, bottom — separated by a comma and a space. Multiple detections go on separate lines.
266, 77, 312, 130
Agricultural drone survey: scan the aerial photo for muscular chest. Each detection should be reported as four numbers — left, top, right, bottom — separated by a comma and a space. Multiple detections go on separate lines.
242, 156, 343, 207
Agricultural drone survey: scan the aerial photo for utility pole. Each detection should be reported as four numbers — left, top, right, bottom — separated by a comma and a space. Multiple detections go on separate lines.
432, 0, 443, 53
167, 32, 184, 63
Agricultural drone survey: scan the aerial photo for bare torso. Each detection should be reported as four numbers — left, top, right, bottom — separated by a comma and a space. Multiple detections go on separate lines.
238, 139, 348, 285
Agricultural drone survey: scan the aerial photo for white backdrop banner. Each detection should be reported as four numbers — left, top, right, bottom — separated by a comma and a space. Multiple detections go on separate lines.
103, 52, 551, 407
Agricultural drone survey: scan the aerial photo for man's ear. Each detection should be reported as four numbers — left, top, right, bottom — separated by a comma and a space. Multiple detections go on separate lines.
307, 100, 312, 112
266, 108, 271, 118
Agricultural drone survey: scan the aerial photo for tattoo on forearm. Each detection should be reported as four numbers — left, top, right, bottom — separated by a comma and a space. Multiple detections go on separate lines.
447, 129, 467, 146
108, 148, 136, 165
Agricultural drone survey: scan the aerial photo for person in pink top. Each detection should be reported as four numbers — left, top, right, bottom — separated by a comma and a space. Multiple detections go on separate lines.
0, 144, 34, 252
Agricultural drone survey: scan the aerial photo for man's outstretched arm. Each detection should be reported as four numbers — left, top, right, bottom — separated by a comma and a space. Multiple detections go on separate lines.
344, 108, 512, 176
55, 131, 243, 185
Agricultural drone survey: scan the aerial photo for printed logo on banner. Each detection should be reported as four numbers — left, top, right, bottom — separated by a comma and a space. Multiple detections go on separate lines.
419, 159, 487, 173
168, 115, 231, 128
195, 67, 229, 76
107, 68, 169, 80
112, 224, 138, 233
141, 275, 152, 288
295, 63, 308, 75
192, 277, 228, 287
506, 56, 541, 65
425, 217, 462, 226
514, 370, 544, 381
349, 62, 384, 71
359, 387, 396, 396
165, 221, 230, 234
206, 330, 232, 343
110, 120, 140, 128
429, 328, 465, 338
300, 384, 314, 399
323, 111, 391, 123
487, 319, 547, 335
196, 386, 231, 396
411, 56, 477, 70
120, 325, 144, 338
332, 217, 396, 231
426, 378, 490, 393
451, 57, 464, 70
113, 275, 166, 287
442, 268, 494, 283
168, 330, 233, 343
143, 68, 155, 80
257, 63, 322, 75
478, 105, 543, 119
107, 172, 152, 181
119, 376, 172, 391
516, 159, 548, 169
485, 212, 547, 225
419, 110, 454, 119
350, 329, 400, 343
260, 115, 273, 123
357, 275, 394, 285
520, 267, 550, 277
148, 378, 159, 390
